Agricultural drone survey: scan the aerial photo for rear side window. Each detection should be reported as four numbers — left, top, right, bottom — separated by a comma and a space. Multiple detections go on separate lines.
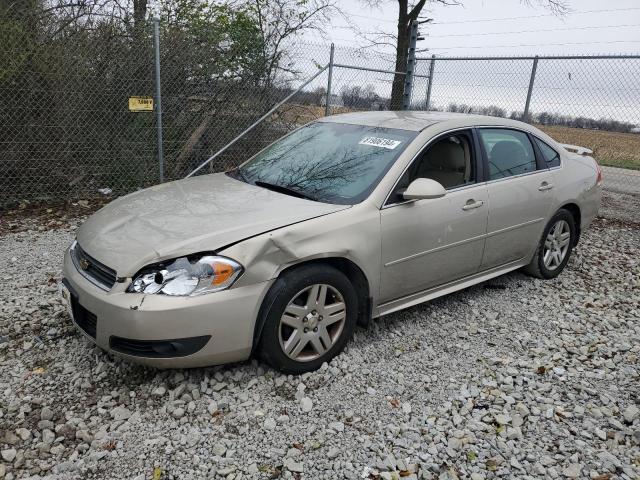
478, 129, 537, 180
534, 137, 561, 168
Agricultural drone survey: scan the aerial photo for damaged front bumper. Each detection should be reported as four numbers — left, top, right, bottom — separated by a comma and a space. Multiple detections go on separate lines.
62, 248, 272, 368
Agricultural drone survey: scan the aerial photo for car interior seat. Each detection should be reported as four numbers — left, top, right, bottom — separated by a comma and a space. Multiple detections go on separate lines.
489, 140, 532, 178
416, 136, 468, 188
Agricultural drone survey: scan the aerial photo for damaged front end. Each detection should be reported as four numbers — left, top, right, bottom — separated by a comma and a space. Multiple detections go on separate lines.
128, 255, 243, 297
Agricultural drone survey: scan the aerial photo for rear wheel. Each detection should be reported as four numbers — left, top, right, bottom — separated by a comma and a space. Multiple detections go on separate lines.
257, 264, 357, 374
523, 209, 576, 279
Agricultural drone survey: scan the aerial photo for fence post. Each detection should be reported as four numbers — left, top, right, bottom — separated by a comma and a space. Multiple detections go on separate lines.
523, 55, 538, 122
325, 43, 335, 116
402, 20, 419, 110
153, 17, 164, 182
425, 54, 436, 110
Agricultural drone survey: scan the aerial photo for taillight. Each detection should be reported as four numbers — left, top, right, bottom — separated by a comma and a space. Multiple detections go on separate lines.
595, 160, 603, 185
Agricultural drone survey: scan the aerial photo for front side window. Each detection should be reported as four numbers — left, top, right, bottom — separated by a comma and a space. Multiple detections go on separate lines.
387, 130, 475, 204
412, 132, 475, 189
534, 137, 561, 168
232, 122, 418, 205
478, 128, 537, 180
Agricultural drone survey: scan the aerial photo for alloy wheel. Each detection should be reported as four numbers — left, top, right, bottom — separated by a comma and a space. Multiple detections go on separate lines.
278, 284, 347, 362
543, 219, 571, 270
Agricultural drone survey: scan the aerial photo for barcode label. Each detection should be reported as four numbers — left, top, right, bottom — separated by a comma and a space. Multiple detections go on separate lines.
358, 137, 402, 149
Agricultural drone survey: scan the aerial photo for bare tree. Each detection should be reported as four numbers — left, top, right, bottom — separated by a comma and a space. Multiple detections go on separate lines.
249, 0, 343, 86
341, 84, 381, 109
361, 0, 568, 109
132, 0, 146, 29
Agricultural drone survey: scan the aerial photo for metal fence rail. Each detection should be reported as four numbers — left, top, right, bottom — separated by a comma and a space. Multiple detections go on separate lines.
1, 18, 639, 205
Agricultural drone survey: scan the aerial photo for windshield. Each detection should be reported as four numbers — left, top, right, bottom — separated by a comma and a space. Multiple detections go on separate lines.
231, 122, 418, 204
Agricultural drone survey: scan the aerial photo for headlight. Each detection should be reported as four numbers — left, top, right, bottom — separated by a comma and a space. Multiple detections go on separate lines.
128, 255, 243, 296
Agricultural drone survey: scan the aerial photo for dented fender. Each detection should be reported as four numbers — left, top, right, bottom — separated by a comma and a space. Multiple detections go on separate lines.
219, 202, 382, 309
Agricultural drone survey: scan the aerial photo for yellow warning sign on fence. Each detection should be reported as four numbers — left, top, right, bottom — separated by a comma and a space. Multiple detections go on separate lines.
128, 96, 154, 112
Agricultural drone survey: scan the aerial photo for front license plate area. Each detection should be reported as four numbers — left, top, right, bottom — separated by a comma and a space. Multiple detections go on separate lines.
59, 280, 75, 321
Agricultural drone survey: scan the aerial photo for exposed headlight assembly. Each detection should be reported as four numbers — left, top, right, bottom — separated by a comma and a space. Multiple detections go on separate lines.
129, 255, 243, 296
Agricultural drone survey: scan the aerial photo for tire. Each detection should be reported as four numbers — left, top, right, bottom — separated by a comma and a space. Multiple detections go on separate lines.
257, 264, 358, 374
523, 208, 576, 279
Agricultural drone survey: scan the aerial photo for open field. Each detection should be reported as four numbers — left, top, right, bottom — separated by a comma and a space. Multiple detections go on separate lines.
537, 125, 640, 170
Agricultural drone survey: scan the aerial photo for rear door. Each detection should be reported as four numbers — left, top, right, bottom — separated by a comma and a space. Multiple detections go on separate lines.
477, 127, 556, 270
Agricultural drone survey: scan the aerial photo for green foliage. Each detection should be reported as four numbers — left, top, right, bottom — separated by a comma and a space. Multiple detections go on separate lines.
0, 0, 338, 199
161, 1, 265, 84
0, 20, 31, 82
0, 0, 273, 197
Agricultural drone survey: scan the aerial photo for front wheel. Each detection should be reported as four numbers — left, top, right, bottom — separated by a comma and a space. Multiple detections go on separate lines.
523, 209, 576, 279
257, 264, 358, 374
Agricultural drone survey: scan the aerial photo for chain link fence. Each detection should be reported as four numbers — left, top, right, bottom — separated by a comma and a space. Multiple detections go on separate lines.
413, 54, 640, 195
1, 17, 639, 205
158, 46, 327, 182
1, 21, 158, 201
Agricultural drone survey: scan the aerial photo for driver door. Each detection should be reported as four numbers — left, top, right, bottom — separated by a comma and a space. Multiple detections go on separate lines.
379, 130, 489, 304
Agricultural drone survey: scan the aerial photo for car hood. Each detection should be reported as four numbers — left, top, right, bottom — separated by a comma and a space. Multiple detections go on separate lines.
76, 173, 349, 276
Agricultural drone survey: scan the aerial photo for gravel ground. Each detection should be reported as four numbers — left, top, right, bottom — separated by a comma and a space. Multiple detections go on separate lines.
600, 190, 640, 227
1, 213, 639, 480
601, 166, 640, 197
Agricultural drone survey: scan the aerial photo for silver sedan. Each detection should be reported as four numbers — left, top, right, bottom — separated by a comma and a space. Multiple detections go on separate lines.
61, 111, 602, 373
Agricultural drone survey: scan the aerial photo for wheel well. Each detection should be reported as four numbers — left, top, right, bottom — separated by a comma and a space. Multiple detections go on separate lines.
280, 258, 372, 327
560, 203, 581, 245
251, 257, 373, 353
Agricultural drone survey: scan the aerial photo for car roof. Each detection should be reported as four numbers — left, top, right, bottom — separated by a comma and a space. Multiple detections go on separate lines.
318, 110, 529, 132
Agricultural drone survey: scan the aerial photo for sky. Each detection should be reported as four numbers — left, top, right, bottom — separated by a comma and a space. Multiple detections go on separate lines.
304, 0, 640, 56
294, 0, 640, 123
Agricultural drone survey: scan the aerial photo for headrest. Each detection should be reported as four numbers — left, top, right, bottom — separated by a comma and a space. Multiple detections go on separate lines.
490, 141, 527, 163
427, 140, 465, 170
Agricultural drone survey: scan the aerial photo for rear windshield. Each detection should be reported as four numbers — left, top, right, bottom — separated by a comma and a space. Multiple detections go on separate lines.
232, 122, 417, 204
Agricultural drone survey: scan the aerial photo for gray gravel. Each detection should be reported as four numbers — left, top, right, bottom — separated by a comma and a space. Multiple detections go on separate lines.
601, 166, 640, 197
601, 190, 640, 226
1, 215, 639, 480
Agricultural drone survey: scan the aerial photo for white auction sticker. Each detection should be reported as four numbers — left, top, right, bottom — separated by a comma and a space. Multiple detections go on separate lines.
358, 137, 402, 149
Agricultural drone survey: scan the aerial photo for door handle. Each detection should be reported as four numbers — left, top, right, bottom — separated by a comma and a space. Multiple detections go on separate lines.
538, 182, 554, 191
462, 199, 484, 211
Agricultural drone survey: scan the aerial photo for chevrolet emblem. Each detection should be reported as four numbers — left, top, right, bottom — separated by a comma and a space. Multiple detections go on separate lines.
79, 258, 90, 270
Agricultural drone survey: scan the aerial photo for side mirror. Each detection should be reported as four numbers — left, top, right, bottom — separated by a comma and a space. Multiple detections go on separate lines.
402, 178, 446, 201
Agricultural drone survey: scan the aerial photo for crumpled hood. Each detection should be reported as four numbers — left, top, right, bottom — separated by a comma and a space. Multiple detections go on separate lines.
76, 173, 349, 276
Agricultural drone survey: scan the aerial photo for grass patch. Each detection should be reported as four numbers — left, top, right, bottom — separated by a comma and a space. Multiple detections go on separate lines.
597, 158, 640, 171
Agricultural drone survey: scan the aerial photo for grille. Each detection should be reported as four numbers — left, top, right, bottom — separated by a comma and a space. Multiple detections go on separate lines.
71, 297, 97, 338
71, 243, 117, 290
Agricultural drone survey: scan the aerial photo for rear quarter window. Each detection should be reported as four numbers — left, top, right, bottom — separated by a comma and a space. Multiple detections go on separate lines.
534, 137, 561, 168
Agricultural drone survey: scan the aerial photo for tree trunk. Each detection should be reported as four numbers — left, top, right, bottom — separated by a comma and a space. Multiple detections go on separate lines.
133, 0, 148, 31
390, 19, 409, 110
390, 0, 429, 110
390, 0, 413, 110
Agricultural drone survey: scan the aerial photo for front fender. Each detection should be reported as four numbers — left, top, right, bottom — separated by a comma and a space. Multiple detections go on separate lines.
218, 203, 382, 310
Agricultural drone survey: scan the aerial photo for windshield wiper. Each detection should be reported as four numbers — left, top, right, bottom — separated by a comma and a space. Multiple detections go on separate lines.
228, 167, 248, 182
254, 181, 317, 202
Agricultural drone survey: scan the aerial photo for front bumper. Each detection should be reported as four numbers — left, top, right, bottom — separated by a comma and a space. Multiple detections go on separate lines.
62, 248, 272, 368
